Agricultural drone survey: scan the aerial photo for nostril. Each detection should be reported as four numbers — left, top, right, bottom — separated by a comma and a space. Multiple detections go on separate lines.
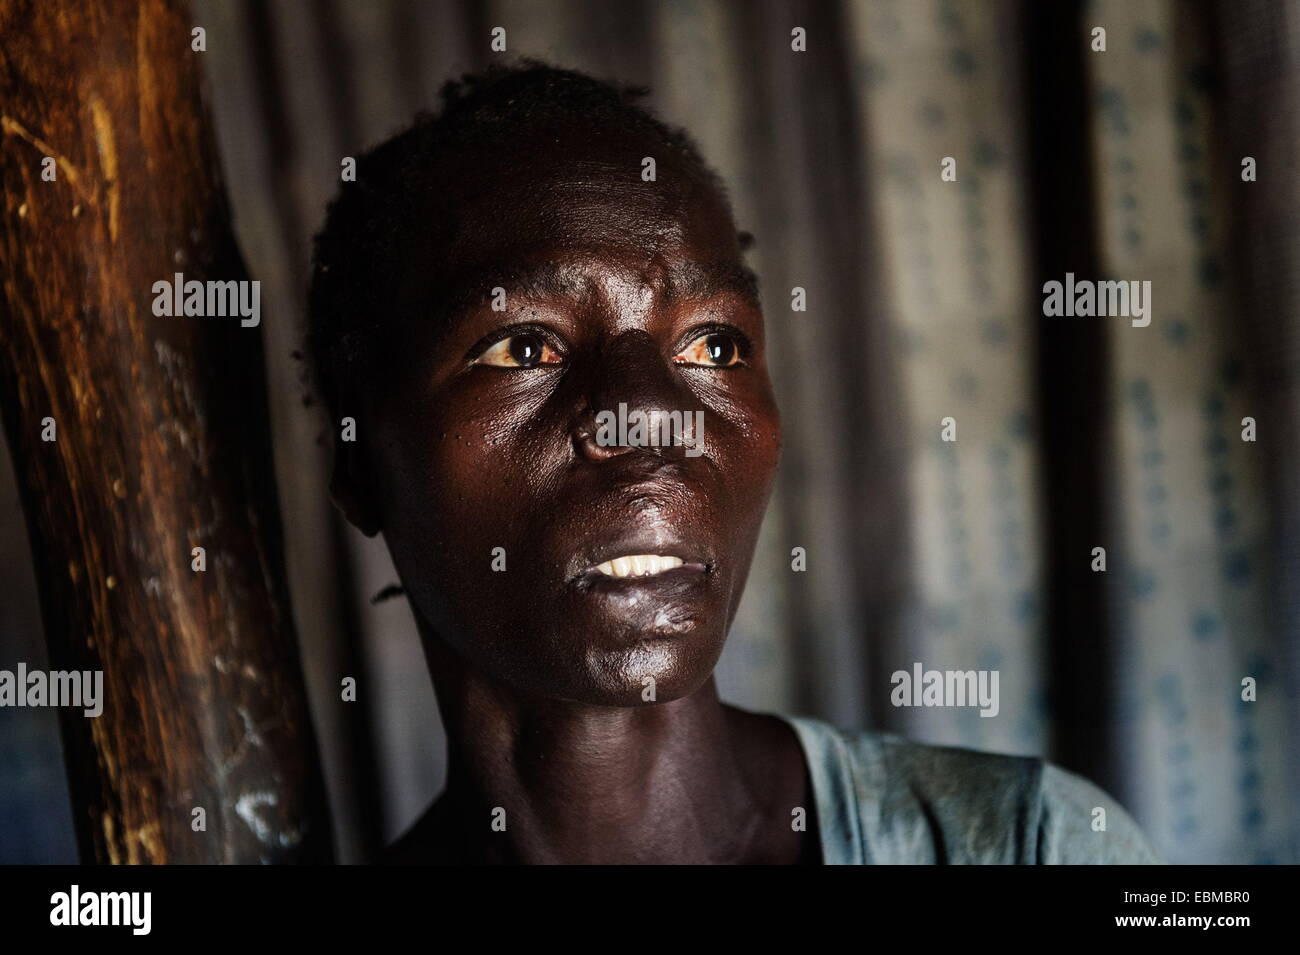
573, 421, 628, 461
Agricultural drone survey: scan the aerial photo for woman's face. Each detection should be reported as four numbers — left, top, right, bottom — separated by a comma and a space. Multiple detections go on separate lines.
342, 125, 781, 706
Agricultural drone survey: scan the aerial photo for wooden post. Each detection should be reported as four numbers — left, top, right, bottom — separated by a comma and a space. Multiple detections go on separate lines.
0, 0, 333, 862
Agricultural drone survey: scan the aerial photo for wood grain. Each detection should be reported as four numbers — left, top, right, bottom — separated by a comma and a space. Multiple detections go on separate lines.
0, 0, 332, 862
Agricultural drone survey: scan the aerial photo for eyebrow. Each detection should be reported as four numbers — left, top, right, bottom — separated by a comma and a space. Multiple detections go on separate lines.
660, 260, 761, 306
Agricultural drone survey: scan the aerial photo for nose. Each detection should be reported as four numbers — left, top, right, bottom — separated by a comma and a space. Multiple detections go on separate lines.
571, 330, 697, 463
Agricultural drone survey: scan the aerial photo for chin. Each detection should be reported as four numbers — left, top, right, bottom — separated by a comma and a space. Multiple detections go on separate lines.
562, 629, 724, 707
412, 570, 732, 706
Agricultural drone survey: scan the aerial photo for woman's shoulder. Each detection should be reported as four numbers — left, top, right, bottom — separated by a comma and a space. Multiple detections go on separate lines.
783, 714, 1161, 864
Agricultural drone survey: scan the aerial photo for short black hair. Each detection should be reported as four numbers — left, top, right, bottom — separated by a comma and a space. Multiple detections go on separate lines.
306, 60, 742, 420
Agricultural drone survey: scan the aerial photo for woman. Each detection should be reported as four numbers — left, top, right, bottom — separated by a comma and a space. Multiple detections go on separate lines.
308, 62, 1157, 864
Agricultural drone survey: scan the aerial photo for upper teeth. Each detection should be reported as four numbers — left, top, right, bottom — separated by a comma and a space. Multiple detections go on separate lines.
595, 555, 684, 578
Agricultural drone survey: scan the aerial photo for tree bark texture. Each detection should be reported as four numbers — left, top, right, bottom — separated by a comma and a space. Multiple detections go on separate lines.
0, 0, 333, 862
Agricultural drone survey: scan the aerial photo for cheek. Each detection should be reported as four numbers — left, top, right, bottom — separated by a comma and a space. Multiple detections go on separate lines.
704, 385, 782, 506
368, 380, 567, 569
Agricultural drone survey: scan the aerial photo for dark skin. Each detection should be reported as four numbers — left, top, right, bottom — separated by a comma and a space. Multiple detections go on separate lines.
331, 120, 819, 864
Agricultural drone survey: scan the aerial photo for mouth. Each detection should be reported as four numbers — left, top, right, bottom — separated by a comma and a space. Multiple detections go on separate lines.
591, 554, 707, 579
569, 543, 713, 592
561, 530, 719, 640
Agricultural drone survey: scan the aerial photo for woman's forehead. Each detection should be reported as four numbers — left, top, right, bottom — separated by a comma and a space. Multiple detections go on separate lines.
402, 183, 740, 320
427, 253, 761, 329
450, 175, 731, 256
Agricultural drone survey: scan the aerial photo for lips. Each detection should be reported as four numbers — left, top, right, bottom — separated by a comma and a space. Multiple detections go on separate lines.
575, 551, 709, 585
570, 555, 712, 625
558, 464, 717, 600
571, 534, 712, 576
594, 554, 683, 578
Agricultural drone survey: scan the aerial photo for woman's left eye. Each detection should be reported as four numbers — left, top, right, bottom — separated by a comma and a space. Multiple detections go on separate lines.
673, 331, 746, 368
474, 331, 564, 368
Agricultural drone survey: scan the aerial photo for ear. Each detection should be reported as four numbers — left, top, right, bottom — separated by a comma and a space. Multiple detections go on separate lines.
329, 424, 382, 537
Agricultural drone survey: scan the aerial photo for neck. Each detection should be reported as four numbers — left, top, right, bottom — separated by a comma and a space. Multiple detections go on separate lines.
420, 633, 797, 864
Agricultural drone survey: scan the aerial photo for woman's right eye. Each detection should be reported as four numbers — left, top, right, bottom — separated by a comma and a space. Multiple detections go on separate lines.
474, 332, 564, 368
